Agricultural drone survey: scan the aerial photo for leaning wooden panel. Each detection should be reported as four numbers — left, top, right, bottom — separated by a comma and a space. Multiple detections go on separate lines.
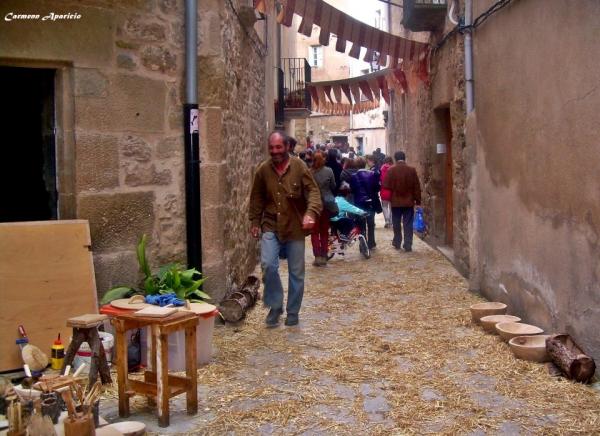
0, 220, 98, 372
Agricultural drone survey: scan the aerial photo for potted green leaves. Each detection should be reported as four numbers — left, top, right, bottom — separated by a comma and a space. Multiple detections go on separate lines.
100, 234, 210, 304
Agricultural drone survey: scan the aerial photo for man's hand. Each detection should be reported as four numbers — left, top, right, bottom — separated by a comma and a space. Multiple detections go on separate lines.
302, 214, 316, 231
251, 226, 260, 239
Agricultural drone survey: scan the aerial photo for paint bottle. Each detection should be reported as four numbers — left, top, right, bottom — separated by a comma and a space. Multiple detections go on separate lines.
50, 334, 64, 370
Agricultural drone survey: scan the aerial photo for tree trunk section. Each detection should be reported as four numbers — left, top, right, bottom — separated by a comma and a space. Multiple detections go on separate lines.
546, 334, 596, 383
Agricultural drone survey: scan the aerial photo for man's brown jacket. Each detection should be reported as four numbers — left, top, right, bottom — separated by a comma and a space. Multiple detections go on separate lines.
382, 161, 422, 208
249, 156, 322, 241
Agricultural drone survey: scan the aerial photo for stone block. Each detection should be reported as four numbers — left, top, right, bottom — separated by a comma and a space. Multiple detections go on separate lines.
124, 163, 172, 187
0, 1, 114, 67
198, 56, 226, 105
120, 16, 166, 42
201, 260, 227, 303
199, 107, 224, 163
141, 46, 177, 75
93, 250, 140, 299
200, 163, 226, 207
76, 74, 166, 133
117, 54, 137, 70
157, 136, 183, 159
74, 68, 108, 97
75, 132, 120, 191
201, 206, 225, 256
198, 9, 223, 57
78, 191, 155, 252
121, 135, 152, 162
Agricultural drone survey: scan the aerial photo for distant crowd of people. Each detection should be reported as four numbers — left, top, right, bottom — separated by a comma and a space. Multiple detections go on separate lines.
249, 131, 421, 328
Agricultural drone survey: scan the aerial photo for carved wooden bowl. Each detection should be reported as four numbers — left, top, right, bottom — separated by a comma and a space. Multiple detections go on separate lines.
480, 315, 521, 333
496, 322, 544, 342
509, 335, 551, 362
470, 302, 507, 323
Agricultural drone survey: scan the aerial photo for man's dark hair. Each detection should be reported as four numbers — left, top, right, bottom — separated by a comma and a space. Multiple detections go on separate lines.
288, 136, 297, 151
394, 151, 406, 162
268, 130, 286, 143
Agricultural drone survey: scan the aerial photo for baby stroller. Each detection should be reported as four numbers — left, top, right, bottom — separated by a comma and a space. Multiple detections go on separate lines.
328, 197, 370, 260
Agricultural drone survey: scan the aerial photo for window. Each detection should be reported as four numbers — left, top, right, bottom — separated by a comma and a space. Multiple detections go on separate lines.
309, 45, 323, 68
374, 9, 382, 29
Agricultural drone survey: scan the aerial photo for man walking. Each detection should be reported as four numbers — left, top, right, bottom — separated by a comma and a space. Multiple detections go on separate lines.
249, 131, 322, 327
382, 151, 421, 252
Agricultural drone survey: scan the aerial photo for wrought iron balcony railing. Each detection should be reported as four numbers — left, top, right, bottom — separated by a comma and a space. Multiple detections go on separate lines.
402, 0, 447, 32
275, 58, 312, 121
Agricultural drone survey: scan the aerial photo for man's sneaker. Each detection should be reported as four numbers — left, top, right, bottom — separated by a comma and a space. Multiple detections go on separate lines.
284, 314, 299, 326
392, 242, 401, 250
404, 247, 412, 252
265, 308, 282, 327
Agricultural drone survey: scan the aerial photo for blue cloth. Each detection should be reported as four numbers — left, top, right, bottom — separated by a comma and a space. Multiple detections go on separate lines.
260, 231, 305, 316
330, 196, 367, 221
145, 293, 185, 307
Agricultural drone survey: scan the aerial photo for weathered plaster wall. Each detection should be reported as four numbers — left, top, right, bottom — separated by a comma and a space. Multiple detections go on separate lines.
471, 0, 600, 360
0, 0, 268, 303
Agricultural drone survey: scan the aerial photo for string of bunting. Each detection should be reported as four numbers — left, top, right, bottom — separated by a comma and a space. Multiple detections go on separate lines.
255, 0, 430, 68
307, 67, 422, 115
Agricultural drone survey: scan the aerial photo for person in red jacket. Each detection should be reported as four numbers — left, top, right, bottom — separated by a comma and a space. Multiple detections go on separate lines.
379, 156, 393, 228
382, 151, 421, 252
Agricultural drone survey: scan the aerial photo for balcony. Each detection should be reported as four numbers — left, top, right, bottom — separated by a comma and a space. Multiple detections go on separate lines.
402, 0, 447, 32
277, 58, 312, 121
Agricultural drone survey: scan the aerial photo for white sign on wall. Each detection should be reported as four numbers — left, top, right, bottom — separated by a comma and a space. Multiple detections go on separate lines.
436, 143, 446, 154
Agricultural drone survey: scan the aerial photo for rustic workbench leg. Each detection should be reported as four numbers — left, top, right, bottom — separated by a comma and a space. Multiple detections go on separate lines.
155, 325, 170, 427
114, 320, 129, 418
185, 325, 198, 415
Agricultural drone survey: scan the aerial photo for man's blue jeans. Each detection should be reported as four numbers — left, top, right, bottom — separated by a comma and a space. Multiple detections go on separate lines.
260, 232, 305, 316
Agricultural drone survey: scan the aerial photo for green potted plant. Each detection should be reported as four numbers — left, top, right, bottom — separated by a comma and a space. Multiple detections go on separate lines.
100, 234, 210, 304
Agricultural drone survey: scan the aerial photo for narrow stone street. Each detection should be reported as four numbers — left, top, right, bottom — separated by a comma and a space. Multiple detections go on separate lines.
103, 220, 600, 435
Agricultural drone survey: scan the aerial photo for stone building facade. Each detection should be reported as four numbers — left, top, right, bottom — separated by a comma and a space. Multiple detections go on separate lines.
388, 0, 600, 361
0, 0, 287, 303
295, 0, 388, 154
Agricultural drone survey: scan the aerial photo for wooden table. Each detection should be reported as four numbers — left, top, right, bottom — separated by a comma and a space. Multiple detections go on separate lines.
111, 311, 199, 427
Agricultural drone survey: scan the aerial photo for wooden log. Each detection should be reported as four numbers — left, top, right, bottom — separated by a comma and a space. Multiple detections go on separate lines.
218, 299, 244, 322
546, 334, 596, 383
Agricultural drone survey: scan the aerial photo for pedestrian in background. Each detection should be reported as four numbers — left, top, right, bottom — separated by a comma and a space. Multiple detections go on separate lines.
382, 151, 421, 252
249, 131, 322, 327
310, 151, 337, 266
350, 157, 381, 250
379, 156, 393, 228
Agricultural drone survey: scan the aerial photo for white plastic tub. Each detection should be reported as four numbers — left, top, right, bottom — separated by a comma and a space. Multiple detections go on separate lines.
72, 331, 114, 373
166, 309, 217, 371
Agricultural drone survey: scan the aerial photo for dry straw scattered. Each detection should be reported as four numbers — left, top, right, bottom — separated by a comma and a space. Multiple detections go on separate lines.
104, 237, 599, 435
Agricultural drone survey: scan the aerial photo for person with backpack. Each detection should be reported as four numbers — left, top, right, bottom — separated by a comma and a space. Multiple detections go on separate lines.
349, 157, 382, 250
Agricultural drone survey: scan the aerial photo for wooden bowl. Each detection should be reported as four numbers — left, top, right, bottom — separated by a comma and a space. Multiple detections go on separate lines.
509, 335, 551, 362
470, 302, 507, 323
480, 315, 521, 333
496, 322, 543, 342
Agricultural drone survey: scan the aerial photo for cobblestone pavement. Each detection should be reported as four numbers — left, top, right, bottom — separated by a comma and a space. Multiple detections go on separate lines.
101, 217, 600, 435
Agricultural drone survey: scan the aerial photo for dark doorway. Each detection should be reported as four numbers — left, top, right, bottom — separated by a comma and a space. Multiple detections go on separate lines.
441, 109, 453, 246
0, 66, 57, 222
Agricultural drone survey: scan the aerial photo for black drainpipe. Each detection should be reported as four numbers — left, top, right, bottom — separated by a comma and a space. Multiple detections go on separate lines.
184, 0, 202, 271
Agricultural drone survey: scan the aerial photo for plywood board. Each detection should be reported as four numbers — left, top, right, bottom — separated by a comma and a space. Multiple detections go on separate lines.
0, 220, 98, 372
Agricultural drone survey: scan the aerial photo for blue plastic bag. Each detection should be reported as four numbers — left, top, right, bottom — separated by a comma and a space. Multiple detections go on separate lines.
413, 207, 426, 233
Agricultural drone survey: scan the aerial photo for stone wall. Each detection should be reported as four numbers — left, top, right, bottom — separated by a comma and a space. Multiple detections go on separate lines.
0, 0, 268, 303
387, 4, 470, 276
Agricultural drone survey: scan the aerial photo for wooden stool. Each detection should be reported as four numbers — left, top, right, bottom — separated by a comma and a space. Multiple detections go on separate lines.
64, 314, 112, 389
112, 311, 198, 427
